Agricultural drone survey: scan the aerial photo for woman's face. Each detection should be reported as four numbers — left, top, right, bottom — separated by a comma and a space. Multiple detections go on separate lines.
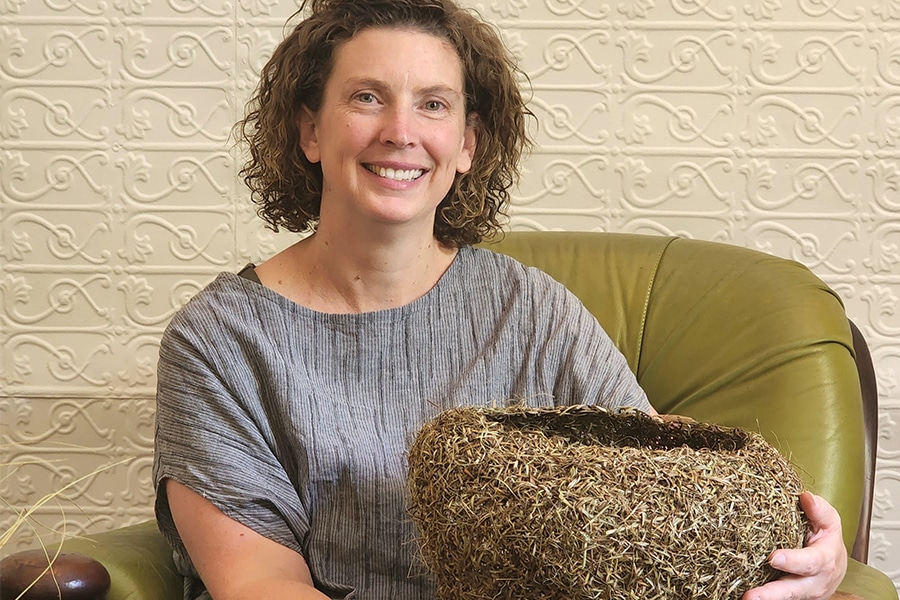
298, 27, 477, 235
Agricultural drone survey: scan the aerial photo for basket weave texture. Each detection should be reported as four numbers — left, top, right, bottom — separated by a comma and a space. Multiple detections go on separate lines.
407, 405, 808, 600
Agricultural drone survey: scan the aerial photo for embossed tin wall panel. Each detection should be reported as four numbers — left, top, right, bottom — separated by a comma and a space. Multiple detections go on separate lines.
2, 0, 898, 589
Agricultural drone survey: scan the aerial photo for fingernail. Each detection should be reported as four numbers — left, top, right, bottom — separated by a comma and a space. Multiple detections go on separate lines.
771, 554, 786, 569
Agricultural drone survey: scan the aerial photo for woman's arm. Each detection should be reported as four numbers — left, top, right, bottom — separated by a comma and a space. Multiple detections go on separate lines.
166, 479, 329, 600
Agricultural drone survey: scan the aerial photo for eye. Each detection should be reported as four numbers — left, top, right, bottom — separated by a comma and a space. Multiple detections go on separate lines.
424, 99, 446, 111
355, 92, 377, 103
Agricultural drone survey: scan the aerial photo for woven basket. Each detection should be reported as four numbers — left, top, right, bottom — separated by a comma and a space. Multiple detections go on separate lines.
407, 405, 807, 600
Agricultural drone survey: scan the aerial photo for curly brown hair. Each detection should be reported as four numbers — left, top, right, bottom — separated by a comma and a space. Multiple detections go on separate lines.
236, 0, 533, 247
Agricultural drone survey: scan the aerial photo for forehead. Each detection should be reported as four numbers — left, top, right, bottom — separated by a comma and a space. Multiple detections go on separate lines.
328, 27, 465, 90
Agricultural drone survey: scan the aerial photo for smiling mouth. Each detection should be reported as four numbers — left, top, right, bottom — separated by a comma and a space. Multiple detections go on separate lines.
363, 164, 425, 182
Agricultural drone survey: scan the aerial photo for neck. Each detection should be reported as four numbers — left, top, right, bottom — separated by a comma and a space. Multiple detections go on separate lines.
260, 223, 457, 314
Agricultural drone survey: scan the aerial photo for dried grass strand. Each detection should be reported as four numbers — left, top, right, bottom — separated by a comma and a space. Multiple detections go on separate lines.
1, 456, 132, 600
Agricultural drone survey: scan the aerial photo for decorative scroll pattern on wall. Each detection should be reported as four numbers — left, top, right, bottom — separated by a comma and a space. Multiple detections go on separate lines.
0, 0, 898, 589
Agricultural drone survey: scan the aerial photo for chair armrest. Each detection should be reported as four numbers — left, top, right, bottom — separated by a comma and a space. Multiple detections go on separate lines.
837, 558, 899, 600
0, 550, 110, 600
0, 520, 182, 600
4, 521, 894, 599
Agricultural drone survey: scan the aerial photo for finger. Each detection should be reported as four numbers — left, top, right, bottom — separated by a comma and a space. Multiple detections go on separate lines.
769, 546, 823, 577
742, 574, 827, 600
742, 576, 795, 600
800, 492, 841, 534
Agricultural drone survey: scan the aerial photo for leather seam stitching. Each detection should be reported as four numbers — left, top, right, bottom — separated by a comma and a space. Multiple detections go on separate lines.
635, 236, 678, 381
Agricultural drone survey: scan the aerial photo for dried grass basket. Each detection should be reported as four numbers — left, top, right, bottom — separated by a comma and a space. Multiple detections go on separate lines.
407, 405, 808, 600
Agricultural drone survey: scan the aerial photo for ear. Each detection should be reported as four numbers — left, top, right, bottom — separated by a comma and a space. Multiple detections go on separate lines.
456, 113, 478, 174
297, 105, 321, 164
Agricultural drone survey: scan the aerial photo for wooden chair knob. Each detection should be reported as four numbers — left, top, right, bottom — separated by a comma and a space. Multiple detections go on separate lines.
0, 550, 110, 600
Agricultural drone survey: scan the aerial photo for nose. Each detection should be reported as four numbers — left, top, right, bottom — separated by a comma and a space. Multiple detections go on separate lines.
380, 105, 416, 148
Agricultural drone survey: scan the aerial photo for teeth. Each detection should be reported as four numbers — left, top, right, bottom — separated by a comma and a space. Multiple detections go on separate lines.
366, 164, 424, 181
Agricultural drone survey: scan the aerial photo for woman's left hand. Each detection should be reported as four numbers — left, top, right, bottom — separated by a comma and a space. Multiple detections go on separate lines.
742, 491, 848, 600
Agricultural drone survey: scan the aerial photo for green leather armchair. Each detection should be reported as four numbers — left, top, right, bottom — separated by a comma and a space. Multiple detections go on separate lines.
2, 231, 897, 600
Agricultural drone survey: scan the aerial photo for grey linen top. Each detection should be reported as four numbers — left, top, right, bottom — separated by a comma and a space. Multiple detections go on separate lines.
153, 245, 651, 600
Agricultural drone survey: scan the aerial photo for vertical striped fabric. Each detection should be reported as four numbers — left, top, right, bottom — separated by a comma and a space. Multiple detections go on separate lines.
153, 245, 650, 599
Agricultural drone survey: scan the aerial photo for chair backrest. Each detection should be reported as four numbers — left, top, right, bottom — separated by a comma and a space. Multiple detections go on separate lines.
485, 230, 871, 562
849, 319, 878, 562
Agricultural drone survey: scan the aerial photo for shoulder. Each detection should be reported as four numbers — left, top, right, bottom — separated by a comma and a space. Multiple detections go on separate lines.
465, 246, 559, 284
167, 273, 247, 324
161, 271, 276, 350
438, 246, 581, 328
464, 246, 572, 300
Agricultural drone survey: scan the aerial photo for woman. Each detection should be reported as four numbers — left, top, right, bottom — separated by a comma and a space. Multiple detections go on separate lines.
152, 0, 847, 598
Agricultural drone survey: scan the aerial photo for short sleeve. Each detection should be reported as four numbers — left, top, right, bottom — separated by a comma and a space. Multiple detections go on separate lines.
153, 309, 310, 574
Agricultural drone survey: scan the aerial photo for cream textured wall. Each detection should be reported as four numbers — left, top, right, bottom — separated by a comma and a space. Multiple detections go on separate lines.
1, 0, 898, 589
